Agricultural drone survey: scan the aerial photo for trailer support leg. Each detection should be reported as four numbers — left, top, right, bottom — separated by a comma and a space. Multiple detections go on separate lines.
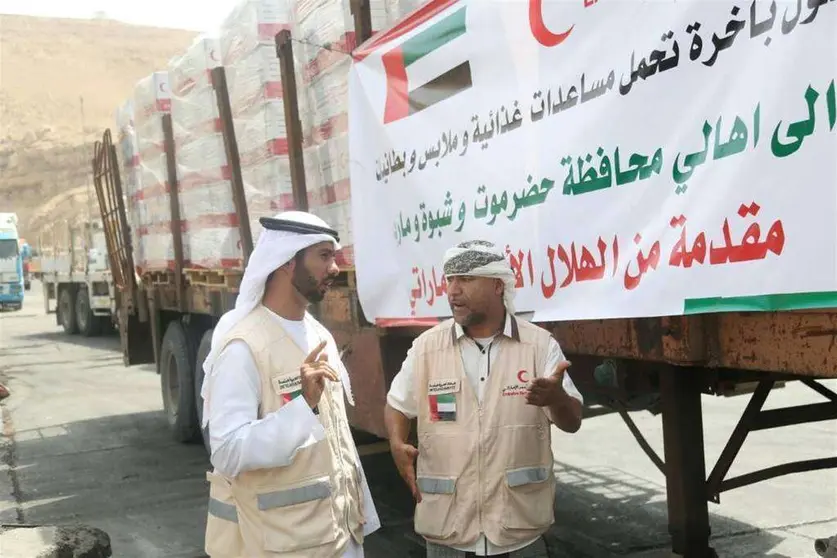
660, 367, 716, 558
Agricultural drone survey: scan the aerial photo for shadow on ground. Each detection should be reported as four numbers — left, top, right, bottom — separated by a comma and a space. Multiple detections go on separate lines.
11, 328, 121, 353
0, 403, 797, 558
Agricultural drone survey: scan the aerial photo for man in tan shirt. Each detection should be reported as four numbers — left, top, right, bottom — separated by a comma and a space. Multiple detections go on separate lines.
385, 239, 583, 558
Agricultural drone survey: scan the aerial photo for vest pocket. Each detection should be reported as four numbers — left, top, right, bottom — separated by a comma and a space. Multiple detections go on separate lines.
205, 472, 245, 557
414, 475, 457, 539
259, 475, 338, 552
500, 466, 554, 530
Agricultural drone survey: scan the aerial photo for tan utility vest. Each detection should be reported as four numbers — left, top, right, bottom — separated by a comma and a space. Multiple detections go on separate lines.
204, 306, 365, 558
412, 317, 556, 549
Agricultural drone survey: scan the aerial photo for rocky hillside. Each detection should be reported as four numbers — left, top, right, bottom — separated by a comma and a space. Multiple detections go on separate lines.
0, 14, 196, 241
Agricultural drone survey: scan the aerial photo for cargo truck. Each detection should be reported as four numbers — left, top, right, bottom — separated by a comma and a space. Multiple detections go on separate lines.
0, 212, 24, 311
90, 0, 837, 556
38, 217, 115, 336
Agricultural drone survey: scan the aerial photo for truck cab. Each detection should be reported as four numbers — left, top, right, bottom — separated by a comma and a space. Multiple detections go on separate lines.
0, 213, 24, 311
19, 238, 32, 291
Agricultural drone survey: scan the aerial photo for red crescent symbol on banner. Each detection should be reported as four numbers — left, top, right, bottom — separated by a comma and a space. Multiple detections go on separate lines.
529, 0, 574, 47
517, 370, 529, 383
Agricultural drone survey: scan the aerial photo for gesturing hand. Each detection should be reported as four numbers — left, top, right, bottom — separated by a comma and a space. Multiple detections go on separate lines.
300, 340, 339, 409
391, 442, 422, 503
525, 360, 571, 407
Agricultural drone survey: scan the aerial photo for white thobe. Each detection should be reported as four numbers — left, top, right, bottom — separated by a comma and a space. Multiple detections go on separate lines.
387, 314, 583, 556
207, 307, 381, 558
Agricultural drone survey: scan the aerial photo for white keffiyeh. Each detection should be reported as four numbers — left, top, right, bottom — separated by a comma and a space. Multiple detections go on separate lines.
200, 211, 341, 429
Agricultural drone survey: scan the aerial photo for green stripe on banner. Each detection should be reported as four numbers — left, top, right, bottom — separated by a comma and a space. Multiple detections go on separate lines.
402, 6, 467, 67
683, 291, 837, 314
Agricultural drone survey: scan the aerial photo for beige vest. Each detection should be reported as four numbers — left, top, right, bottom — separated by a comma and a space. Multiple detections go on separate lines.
204, 307, 365, 558
412, 317, 556, 548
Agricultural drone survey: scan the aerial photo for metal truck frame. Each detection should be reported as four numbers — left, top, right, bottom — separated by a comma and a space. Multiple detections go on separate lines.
90, 2, 837, 556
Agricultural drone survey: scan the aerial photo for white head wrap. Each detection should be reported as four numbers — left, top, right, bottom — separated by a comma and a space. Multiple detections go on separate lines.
200, 210, 341, 428
442, 240, 517, 314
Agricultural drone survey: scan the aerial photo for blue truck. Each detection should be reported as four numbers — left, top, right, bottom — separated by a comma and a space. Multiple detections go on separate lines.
0, 213, 24, 311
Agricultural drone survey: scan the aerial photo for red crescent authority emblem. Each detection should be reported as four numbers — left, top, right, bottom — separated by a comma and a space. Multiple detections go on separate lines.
529, 0, 574, 47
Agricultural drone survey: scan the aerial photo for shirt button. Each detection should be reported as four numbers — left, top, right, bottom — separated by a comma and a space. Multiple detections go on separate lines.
480, 377, 485, 381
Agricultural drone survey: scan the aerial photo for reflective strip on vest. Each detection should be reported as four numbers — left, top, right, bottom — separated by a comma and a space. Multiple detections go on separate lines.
506, 466, 549, 487
257, 480, 331, 510
417, 476, 456, 494
208, 498, 239, 523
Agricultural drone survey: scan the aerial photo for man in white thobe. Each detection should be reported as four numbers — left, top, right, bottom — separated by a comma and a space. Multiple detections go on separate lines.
200, 211, 380, 558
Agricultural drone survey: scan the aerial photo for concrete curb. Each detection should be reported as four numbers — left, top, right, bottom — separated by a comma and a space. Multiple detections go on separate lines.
0, 524, 112, 558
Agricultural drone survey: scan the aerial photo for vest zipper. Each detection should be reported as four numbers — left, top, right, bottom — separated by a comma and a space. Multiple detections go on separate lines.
478, 342, 491, 555
322, 364, 354, 538
313, 327, 354, 538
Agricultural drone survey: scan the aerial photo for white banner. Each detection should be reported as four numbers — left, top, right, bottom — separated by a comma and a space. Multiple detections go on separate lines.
348, 0, 837, 324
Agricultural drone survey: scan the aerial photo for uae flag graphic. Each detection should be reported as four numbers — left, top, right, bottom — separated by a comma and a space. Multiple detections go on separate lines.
429, 393, 457, 421
282, 389, 303, 404
382, 5, 472, 124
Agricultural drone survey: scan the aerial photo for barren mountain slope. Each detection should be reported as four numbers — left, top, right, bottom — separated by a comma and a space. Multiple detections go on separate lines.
0, 14, 196, 240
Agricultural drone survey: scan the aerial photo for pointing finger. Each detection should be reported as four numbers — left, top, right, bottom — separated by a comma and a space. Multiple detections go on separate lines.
552, 360, 571, 377
305, 340, 328, 363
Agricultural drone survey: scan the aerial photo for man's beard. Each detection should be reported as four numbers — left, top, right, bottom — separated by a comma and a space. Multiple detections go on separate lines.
292, 264, 331, 303
450, 303, 486, 327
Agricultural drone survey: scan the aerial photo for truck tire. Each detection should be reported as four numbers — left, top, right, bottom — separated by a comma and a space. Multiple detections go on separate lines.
75, 288, 103, 337
194, 328, 214, 455
59, 287, 78, 335
160, 321, 200, 443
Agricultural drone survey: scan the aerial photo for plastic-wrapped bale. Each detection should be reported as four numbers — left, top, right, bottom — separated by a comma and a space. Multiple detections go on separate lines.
302, 134, 352, 265
220, 0, 292, 66
236, 98, 293, 208
131, 71, 174, 273
384, 0, 425, 22
293, 0, 389, 67
169, 35, 245, 270
114, 99, 144, 272
291, 0, 388, 144
220, 0, 297, 242
289, 0, 389, 268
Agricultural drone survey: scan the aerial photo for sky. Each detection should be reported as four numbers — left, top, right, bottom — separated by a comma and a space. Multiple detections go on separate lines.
0, 0, 233, 31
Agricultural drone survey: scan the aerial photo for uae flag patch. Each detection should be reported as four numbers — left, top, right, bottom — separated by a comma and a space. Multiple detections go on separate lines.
281, 389, 303, 404
273, 373, 304, 404
429, 393, 457, 422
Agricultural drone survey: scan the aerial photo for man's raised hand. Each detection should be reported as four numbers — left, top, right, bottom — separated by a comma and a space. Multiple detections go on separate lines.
300, 340, 339, 409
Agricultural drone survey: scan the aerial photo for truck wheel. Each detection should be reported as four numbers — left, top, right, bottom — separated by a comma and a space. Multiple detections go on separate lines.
194, 328, 214, 455
59, 288, 78, 335
160, 321, 200, 443
75, 288, 103, 337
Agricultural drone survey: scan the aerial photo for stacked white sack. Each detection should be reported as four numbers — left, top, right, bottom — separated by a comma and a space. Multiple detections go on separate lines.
292, 0, 388, 266
384, 0, 424, 23
131, 71, 173, 274
114, 99, 145, 274
220, 0, 296, 253
169, 35, 242, 269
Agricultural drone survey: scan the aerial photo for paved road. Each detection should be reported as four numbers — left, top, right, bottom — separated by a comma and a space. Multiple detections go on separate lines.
0, 282, 835, 557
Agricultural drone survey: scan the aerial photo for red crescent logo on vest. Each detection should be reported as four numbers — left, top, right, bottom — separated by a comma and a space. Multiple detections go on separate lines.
517, 369, 529, 383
